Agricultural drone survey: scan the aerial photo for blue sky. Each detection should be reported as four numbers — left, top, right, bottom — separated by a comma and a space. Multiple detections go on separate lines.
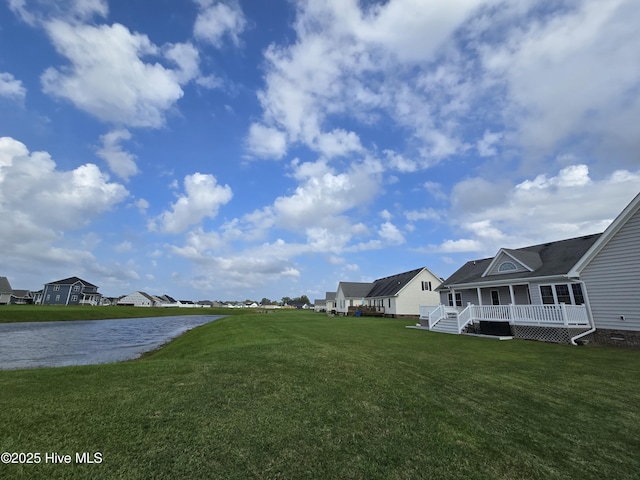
1, 0, 639, 302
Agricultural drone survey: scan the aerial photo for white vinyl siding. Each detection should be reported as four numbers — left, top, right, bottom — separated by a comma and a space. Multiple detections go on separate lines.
581, 207, 640, 331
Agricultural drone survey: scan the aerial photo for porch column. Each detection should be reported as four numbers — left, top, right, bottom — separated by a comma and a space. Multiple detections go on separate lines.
476, 287, 482, 306
509, 285, 515, 305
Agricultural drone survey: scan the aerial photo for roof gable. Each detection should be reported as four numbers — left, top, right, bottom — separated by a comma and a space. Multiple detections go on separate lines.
441, 234, 602, 288
482, 249, 539, 277
366, 267, 425, 298
0, 277, 12, 293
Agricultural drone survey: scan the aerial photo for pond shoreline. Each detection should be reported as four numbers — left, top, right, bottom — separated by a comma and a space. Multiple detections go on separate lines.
0, 315, 224, 370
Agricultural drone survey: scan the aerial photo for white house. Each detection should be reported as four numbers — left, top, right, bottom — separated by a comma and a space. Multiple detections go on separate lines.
335, 282, 374, 315
422, 191, 640, 347
364, 267, 442, 317
117, 291, 158, 307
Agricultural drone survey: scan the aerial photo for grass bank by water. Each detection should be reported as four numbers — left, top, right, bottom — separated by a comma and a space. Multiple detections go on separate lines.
1, 310, 639, 479
0, 304, 246, 323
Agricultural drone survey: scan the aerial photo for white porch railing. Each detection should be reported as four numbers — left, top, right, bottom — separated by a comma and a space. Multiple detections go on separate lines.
420, 303, 590, 329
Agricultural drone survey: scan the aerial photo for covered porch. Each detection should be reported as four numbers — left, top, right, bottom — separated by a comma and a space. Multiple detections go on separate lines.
420, 302, 590, 332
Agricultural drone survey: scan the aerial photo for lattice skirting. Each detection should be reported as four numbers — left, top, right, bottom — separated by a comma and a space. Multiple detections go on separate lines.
511, 325, 592, 344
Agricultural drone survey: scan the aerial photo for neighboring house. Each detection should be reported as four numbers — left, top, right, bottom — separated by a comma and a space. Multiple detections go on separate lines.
423, 191, 640, 347
117, 291, 158, 307
364, 267, 442, 317
0, 277, 34, 305
32, 290, 44, 305
40, 277, 102, 306
335, 282, 373, 315
314, 299, 327, 312
325, 292, 337, 314
101, 297, 120, 306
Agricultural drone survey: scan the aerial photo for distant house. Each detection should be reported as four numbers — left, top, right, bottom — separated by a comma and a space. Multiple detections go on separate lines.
40, 277, 101, 306
335, 282, 373, 315
364, 267, 442, 317
423, 191, 640, 347
117, 291, 158, 307
314, 299, 327, 312
325, 292, 337, 314
0, 277, 34, 305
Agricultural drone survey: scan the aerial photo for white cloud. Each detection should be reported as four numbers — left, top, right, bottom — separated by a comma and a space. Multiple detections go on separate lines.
479, 0, 640, 159
245, 123, 288, 159
0, 136, 128, 270
249, 0, 499, 163
0, 73, 26, 102
433, 238, 482, 253
114, 241, 132, 253
41, 21, 195, 128
272, 160, 380, 230
314, 129, 363, 158
96, 129, 139, 180
378, 221, 405, 244
135, 198, 149, 213
193, 0, 246, 48
196, 74, 224, 89
442, 164, 640, 254
404, 209, 441, 222
155, 173, 232, 234
423, 181, 447, 201
163, 42, 200, 84
476, 130, 502, 157
9, 0, 108, 25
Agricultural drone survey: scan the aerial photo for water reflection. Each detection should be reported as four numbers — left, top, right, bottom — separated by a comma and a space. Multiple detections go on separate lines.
0, 315, 222, 370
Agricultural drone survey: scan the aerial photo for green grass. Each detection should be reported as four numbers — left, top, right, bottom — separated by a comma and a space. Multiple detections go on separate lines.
1, 311, 639, 479
0, 304, 247, 323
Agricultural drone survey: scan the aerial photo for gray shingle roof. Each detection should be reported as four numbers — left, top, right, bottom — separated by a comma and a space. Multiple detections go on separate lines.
0, 277, 12, 293
338, 282, 374, 297
46, 276, 98, 288
366, 267, 425, 298
440, 234, 602, 288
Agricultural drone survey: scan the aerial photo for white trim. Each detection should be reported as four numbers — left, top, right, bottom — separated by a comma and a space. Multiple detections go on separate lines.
481, 250, 535, 277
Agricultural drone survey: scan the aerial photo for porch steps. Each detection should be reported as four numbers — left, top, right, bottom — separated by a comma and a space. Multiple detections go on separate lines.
430, 316, 460, 334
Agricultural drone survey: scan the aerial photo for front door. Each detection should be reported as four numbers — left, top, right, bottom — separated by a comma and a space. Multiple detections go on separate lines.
491, 290, 500, 305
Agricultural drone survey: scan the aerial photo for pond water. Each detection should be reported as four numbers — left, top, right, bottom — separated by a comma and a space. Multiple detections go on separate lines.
0, 315, 223, 370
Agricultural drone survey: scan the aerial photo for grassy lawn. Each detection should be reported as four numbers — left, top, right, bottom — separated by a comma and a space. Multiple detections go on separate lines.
0, 304, 247, 323
1, 311, 639, 479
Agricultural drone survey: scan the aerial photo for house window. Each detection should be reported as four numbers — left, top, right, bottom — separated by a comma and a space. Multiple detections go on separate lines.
540, 286, 555, 304
71, 295, 78, 302
571, 284, 585, 305
46, 295, 50, 301
540, 284, 585, 305
555, 284, 571, 304
55, 295, 60, 301
73, 285, 80, 292
498, 261, 517, 272
388, 298, 391, 307
53, 285, 60, 291
421, 281, 432, 291
448, 293, 462, 307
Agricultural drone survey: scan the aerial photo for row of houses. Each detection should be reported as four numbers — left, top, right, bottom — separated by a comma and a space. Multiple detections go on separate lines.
0, 277, 208, 308
315, 266, 444, 317
318, 191, 640, 348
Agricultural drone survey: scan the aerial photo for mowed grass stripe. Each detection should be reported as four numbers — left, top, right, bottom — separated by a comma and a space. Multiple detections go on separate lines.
1, 311, 639, 479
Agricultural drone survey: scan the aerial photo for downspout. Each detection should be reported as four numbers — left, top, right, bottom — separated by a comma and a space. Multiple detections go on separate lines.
570, 281, 596, 346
